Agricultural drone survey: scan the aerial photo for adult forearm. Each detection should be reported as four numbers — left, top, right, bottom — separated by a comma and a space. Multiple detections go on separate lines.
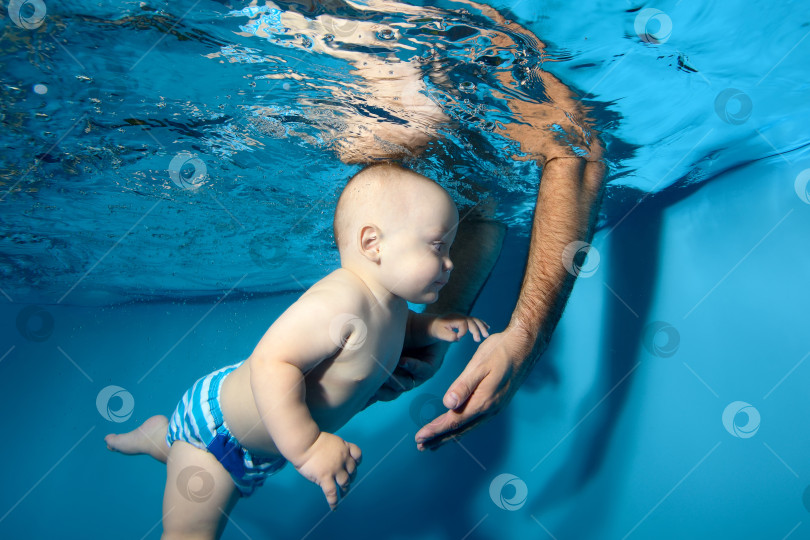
509, 157, 606, 355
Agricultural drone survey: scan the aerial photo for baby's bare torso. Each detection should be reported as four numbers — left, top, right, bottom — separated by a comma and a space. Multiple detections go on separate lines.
219, 272, 407, 458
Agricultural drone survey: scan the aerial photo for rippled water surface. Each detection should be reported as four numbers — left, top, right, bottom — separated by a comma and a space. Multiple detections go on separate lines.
2, 0, 808, 304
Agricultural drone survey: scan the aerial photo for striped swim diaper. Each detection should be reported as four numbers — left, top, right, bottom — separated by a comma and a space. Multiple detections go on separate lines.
166, 362, 287, 497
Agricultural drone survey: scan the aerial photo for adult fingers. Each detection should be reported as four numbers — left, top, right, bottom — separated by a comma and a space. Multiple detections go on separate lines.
414, 407, 489, 451
442, 357, 488, 410
414, 358, 490, 448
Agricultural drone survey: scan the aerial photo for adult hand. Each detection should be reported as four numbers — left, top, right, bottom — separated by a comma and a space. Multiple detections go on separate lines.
414, 326, 536, 451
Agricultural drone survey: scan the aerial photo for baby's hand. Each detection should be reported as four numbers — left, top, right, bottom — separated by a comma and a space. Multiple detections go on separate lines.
429, 314, 490, 343
294, 432, 362, 511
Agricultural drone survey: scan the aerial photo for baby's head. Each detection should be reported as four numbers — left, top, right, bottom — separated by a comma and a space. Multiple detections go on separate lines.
334, 163, 458, 304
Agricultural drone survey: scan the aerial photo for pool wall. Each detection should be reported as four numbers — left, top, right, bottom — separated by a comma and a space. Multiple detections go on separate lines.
2, 147, 809, 539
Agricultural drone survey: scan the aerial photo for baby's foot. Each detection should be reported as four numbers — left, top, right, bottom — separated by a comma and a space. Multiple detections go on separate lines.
105, 415, 170, 463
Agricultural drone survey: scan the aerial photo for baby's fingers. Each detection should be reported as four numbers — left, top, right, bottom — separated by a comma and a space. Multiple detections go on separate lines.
336, 470, 352, 495
348, 442, 362, 464
451, 321, 469, 341
463, 317, 489, 342
465, 319, 483, 342
346, 458, 358, 479
472, 318, 490, 340
322, 481, 340, 511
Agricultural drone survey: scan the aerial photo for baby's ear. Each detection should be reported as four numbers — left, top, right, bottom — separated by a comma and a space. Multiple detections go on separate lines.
358, 224, 382, 263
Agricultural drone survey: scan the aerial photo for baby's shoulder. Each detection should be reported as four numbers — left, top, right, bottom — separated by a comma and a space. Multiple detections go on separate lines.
299, 269, 370, 315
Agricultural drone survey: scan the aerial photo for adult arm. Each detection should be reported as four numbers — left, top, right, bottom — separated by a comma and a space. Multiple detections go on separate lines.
409, 0, 607, 449
415, 156, 605, 449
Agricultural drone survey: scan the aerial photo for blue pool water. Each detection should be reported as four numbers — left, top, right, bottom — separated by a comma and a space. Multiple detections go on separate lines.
2, 1, 810, 539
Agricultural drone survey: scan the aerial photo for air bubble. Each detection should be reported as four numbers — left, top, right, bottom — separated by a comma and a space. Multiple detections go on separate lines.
377, 28, 395, 40
324, 34, 335, 42
459, 81, 476, 93
33, 84, 48, 95
296, 34, 313, 48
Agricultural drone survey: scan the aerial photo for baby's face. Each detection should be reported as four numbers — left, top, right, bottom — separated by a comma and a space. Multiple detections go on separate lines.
378, 197, 458, 304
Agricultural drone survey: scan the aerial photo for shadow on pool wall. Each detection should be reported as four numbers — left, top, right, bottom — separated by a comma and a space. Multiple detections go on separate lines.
529, 193, 664, 516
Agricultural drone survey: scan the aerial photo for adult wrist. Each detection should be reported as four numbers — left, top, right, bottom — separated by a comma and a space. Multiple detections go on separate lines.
505, 318, 546, 357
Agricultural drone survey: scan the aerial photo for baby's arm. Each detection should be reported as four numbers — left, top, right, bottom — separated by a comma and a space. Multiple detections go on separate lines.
405, 311, 490, 349
249, 289, 362, 510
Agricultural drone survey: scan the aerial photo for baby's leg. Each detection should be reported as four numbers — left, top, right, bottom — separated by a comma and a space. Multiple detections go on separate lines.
105, 415, 170, 463
162, 440, 238, 540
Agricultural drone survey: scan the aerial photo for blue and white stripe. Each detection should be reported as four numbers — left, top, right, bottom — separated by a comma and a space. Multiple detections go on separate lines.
166, 362, 287, 496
